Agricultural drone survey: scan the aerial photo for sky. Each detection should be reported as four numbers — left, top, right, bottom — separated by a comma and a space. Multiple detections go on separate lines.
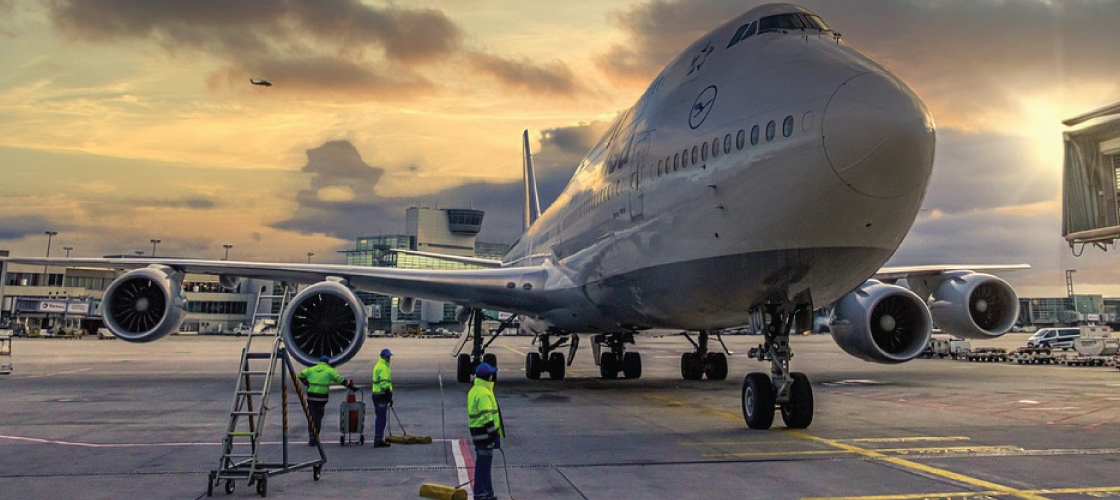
1, 0, 1119, 298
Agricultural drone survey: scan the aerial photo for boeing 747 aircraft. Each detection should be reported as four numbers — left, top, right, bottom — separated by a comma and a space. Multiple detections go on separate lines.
2, 4, 1027, 430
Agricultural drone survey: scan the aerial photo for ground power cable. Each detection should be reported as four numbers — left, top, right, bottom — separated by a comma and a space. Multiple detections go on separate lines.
499, 448, 518, 500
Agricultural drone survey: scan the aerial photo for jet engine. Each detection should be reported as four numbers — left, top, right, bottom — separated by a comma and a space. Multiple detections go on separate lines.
398, 297, 416, 315
101, 266, 187, 342
927, 272, 1018, 339
282, 280, 368, 366
830, 280, 932, 364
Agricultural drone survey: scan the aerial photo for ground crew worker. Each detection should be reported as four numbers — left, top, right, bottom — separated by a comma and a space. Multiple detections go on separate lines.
467, 362, 503, 500
298, 355, 355, 446
371, 348, 393, 447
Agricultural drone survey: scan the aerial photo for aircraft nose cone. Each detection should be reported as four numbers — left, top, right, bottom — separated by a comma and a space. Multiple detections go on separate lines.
823, 72, 935, 198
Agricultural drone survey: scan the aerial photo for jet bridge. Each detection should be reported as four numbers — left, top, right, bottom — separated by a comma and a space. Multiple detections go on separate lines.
1062, 100, 1120, 254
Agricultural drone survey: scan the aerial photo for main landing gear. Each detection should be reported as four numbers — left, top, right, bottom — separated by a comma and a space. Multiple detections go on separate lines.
526, 334, 575, 380
454, 309, 515, 383
592, 333, 642, 379
741, 304, 814, 430
679, 330, 729, 381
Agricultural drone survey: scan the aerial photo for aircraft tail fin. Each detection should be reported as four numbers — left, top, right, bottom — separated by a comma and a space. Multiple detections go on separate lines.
522, 130, 542, 230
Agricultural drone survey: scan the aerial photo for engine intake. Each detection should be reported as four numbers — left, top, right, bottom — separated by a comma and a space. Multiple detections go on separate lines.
830, 280, 932, 364
928, 272, 1018, 339
102, 266, 187, 342
282, 280, 368, 366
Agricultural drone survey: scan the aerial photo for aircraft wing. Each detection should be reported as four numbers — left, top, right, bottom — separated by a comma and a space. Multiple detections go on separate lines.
0, 257, 552, 314
874, 264, 1030, 282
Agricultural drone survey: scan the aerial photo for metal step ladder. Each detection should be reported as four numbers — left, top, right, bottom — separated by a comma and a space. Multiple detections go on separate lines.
246, 284, 293, 335
207, 330, 326, 497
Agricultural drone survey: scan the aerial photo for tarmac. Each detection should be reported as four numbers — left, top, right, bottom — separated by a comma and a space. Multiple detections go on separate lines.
2, 333, 1120, 500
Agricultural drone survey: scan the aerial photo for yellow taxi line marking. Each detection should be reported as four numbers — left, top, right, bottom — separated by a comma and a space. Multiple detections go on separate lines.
702, 450, 851, 458
502, 346, 526, 356
805, 486, 1120, 500
871, 445, 1022, 454
788, 430, 1053, 500
679, 440, 805, 447
845, 437, 972, 443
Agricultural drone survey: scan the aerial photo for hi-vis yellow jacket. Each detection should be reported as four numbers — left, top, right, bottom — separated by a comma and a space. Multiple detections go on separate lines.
467, 377, 503, 447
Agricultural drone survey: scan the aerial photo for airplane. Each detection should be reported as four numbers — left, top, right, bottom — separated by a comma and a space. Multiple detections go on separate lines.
249, 78, 272, 87
1, 3, 1028, 430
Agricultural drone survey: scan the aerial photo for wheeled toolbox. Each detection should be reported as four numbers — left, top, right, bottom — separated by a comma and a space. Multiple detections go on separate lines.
339, 388, 366, 446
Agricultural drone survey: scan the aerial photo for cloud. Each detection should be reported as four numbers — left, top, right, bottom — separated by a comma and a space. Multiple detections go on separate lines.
46, 0, 460, 99
272, 124, 608, 244
921, 129, 1059, 215
0, 214, 70, 240
467, 52, 577, 95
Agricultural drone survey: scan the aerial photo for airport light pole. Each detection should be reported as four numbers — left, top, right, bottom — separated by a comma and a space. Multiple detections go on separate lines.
223, 244, 233, 261
150, 239, 162, 258
63, 246, 73, 258
307, 252, 314, 263
44, 231, 57, 257
44, 231, 57, 285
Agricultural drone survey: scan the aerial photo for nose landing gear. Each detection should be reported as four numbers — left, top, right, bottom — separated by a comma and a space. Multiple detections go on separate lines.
742, 304, 814, 430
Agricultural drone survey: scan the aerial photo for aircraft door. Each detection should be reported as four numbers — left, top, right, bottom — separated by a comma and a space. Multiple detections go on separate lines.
630, 133, 651, 220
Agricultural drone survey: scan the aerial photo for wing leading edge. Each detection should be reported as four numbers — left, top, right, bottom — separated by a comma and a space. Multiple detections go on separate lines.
874, 264, 1030, 282
0, 257, 554, 314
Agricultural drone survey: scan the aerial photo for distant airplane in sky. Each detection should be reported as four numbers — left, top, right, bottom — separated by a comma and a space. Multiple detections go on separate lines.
3, 3, 1028, 430
249, 78, 272, 87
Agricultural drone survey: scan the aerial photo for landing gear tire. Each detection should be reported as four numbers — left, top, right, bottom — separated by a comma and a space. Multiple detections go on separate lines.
224, 479, 235, 495
483, 353, 497, 368
622, 352, 642, 379
256, 476, 267, 497
680, 353, 703, 380
600, 352, 619, 379
456, 354, 472, 383
742, 372, 776, 430
704, 352, 728, 381
525, 352, 542, 380
313, 465, 322, 481
548, 352, 565, 380
779, 372, 814, 429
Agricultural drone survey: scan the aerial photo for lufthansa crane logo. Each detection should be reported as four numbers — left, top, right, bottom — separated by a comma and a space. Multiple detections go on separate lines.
689, 85, 717, 130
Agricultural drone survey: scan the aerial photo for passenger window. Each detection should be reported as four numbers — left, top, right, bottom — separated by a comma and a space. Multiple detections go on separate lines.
766, 120, 776, 141
711, 138, 719, 158
736, 130, 745, 150
750, 125, 760, 145
673, 153, 679, 171
783, 116, 794, 137
657, 159, 663, 177
724, 134, 732, 154
701, 142, 708, 161
682, 149, 689, 168
691, 145, 698, 164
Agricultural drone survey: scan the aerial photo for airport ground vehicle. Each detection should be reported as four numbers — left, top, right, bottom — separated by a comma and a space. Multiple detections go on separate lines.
1026, 328, 1081, 350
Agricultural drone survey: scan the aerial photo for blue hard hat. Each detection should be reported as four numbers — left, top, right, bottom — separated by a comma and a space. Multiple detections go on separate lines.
380, 348, 393, 358
319, 355, 330, 363
475, 362, 496, 377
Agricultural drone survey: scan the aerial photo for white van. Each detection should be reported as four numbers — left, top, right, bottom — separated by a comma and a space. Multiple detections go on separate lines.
1026, 327, 1080, 350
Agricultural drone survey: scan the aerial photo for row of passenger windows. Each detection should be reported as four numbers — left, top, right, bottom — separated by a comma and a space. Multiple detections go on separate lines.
655, 115, 796, 177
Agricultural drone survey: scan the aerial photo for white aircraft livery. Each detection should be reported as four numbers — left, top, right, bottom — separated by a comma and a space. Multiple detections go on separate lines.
2, 4, 1028, 430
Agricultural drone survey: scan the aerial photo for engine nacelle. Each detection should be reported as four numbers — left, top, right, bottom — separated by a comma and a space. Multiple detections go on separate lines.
928, 272, 1019, 339
282, 280, 368, 366
102, 266, 187, 342
830, 280, 932, 364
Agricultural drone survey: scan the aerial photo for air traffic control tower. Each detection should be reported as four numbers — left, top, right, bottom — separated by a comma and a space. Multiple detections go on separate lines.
1062, 100, 1120, 254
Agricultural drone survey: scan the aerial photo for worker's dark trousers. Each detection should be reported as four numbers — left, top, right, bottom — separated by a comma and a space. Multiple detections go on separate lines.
307, 398, 327, 443
373, 402, 389, 442
473, 447, 495, 500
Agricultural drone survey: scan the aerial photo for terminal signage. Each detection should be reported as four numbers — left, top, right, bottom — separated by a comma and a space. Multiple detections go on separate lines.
36, 301, 91, 315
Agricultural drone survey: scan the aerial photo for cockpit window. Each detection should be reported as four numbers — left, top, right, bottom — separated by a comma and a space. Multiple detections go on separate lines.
803, 14, 830, 31
759, 14, 807, 33
726, 21, 758, 48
